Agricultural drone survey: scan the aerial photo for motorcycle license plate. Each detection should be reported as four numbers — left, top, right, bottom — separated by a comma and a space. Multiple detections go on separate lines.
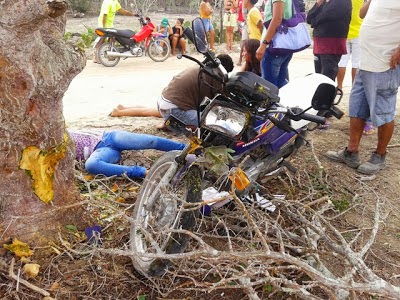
230, 168, 250, 191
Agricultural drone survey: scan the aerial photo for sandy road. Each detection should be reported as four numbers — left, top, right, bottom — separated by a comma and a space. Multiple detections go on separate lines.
62, 49, 356, 128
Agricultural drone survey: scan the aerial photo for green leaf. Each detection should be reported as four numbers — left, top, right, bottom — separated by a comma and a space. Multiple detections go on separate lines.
65, 225, 77, 232
137, 295, 146, 300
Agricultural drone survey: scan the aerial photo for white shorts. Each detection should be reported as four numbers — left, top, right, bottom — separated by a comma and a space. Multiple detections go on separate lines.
338, 38, 361, 68
223, 12, 237, 28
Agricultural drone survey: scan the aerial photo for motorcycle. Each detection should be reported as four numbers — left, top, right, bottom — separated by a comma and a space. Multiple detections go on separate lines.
94, 10, 171, 67
129, 18, 344, 277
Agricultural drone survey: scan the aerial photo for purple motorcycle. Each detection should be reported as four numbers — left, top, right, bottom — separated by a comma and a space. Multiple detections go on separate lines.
130, 18, 344, 277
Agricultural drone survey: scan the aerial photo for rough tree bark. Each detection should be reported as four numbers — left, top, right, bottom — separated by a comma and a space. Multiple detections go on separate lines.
0, 0, 86, 244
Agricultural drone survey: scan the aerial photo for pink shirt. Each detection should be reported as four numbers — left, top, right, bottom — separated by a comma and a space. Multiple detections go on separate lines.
68, 131, 103, 161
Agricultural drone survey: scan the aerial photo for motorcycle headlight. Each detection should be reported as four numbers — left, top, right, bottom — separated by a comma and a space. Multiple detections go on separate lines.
201, 102, 247, 139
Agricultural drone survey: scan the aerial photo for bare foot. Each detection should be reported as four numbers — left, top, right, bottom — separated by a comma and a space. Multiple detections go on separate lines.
109, 108, 122, 117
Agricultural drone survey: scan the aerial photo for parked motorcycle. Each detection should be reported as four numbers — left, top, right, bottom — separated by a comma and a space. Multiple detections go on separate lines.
130, 18, 344, 277
94, 10, 171, 67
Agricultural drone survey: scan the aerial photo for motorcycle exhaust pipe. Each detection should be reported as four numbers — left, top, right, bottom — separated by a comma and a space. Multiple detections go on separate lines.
105, 51, 135, 58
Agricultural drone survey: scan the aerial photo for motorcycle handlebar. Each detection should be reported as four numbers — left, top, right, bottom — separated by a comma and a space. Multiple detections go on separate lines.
292, 112, 326, 124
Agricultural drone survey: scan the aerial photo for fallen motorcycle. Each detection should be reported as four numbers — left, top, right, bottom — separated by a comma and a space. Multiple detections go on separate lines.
94, 10, 171, 67
130, 18, 344, 277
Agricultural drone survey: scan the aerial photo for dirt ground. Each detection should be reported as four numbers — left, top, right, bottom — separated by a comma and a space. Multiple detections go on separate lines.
2, 14, 399, 300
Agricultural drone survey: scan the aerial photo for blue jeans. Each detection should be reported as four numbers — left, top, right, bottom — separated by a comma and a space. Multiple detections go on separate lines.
261, 50, 292, 88
85, 131, 185, 178
159, 107, 199, 126
349, 67, 400, 127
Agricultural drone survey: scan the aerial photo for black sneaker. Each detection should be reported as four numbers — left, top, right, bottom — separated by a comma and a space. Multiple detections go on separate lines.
357, 152, 386, 175
325, 148, 361, 169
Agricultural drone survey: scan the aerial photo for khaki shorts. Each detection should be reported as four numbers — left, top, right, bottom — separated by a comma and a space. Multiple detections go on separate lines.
223, 12, 237, 28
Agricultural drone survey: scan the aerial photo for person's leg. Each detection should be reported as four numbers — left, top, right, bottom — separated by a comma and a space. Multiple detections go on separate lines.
209, 29, 215, 50
376, 121, 394, 155
337, 67, 346, 90
229, 26, 235, 50
346, 71, 370, 152
238, 40, 244, 65
261, 51, 281, 86
170, 36, 178, 55
85, 146, 147, 178
110, 106, 161, 117
319, 54, 341, 81
102, 130, 185, 152
276, 53, 293, 88
337, 40, 350, 89
94, 37, 105, 63
179, 38, 186, 54
314, 54, 322, 74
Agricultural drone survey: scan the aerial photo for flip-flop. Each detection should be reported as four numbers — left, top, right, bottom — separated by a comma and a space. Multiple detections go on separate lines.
317, 122, 331, 130
363, 123, 375, 135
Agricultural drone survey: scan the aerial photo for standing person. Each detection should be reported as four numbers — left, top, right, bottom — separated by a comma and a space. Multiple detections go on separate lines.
245, 0, 263, 41
256, 0, 293, 88
94, 0, 134, 63
337, 0, 374, 135
337, 0, 363, 91
237, 0, 249, 66
69, 130, 185, 178
306, 0, 352, 81
199, 0, 215, 51
224, 0, 239, 51
326, 0, 400, 175
169, 18, 187, 55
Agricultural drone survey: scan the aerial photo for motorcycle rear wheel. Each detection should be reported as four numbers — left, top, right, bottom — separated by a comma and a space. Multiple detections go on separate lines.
98, 42, 121, 67
130, 151, 202, 277
147, 38, 171, 62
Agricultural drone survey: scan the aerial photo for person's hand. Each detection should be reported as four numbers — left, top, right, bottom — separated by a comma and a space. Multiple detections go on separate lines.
390, 46, 400, 69
256, 44, 266, 61
316, 0, 325, 7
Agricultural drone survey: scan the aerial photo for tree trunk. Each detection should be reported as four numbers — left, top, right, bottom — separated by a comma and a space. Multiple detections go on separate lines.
0, 0, 86, 245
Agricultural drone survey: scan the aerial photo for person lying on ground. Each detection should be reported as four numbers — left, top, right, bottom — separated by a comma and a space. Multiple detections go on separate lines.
109, 54, 234, 128
69, 130, 185, 178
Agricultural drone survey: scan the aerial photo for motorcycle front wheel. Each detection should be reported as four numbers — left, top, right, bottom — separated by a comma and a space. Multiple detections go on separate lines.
130, 151, 202, 277
147, 38, 171, 62
98, 42, 121, 67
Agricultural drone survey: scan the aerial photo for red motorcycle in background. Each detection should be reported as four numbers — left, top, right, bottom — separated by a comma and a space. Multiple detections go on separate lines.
94, 10, 171, 67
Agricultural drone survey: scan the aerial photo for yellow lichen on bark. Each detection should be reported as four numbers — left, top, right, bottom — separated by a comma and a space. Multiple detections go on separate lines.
19, 133, 68, 203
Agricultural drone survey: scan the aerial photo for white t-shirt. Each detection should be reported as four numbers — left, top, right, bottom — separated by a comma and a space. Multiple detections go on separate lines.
359, 0, 400, 72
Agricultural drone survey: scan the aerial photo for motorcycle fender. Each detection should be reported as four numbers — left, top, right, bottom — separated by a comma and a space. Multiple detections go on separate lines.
93, 36, 101, 48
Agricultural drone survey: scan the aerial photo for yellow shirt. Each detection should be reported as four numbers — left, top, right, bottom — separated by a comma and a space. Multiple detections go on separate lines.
247, 7, 262, 40
348, 0, 364, 39
98, 0, 121, 28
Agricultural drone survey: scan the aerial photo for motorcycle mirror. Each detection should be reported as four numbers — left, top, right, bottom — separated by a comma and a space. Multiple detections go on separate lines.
191, 18, 209, 53
311, 83, 336, 111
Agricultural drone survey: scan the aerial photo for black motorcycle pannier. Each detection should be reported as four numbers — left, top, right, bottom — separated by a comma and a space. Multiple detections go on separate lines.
225, 72, 279, 102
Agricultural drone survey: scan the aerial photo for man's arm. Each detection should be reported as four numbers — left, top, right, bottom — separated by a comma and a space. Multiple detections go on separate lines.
390, 46, 400, 69
359, 0, 372, 19
117, 8, 134, 16
102, 14, 107, 27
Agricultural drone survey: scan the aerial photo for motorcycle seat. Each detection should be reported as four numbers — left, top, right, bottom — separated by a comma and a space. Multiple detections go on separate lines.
113, 29, 135, 38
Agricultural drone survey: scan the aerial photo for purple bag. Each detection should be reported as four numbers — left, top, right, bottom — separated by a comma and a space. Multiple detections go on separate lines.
263, 0, 311, 56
